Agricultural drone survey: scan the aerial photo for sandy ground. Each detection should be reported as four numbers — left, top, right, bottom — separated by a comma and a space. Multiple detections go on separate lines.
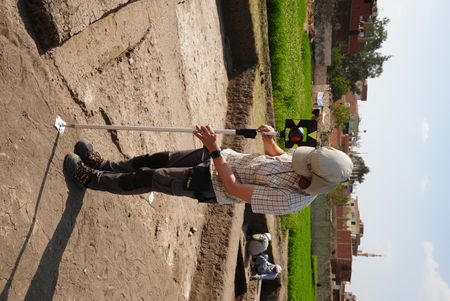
0, 0, 256, 300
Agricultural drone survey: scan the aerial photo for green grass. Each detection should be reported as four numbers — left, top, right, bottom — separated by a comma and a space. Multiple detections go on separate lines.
267, 0, 316, 300
267, 0, 312, 134
284, 207, 316, 301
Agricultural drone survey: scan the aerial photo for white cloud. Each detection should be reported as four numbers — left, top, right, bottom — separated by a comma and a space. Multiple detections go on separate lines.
421, 119, 430, 142
420, 176, 429, 193
420, 242, 450, 301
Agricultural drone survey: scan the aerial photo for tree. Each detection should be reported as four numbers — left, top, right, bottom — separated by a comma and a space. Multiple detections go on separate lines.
350, 154, 370, 183
341, 16, 392, 91
356, 165, 370, 183
330, 76, 351, 100
363, 16, 390, 51
342, 51, 391, 87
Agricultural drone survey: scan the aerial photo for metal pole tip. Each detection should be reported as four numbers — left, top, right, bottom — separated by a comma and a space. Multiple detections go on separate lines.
54, 115, 66, 133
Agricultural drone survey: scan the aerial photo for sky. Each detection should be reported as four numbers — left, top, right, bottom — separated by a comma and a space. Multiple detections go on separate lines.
346, 0, 450, 300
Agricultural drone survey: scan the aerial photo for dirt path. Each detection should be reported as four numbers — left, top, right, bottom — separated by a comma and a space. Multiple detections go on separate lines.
0, 1, 241, 300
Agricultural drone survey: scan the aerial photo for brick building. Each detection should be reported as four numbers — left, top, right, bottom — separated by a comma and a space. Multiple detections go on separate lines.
333, 205, 353, 284
335, 0, 377, 53
332, 198, 364, 300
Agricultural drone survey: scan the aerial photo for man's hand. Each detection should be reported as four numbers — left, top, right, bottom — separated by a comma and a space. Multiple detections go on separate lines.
194, 124, 221, 153
257, 124, 276, 142
257, 124, 284, 157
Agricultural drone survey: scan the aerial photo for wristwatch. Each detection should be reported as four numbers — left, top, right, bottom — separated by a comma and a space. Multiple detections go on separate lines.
209, 149, 222, 159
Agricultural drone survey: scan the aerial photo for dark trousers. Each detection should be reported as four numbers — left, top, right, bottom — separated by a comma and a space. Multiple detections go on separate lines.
87, 148, 217, 202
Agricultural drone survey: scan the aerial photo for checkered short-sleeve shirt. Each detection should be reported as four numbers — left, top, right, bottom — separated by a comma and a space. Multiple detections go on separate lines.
210, 149, 316, 215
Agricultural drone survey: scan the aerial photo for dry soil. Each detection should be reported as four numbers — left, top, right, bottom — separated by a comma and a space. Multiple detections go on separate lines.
0, 1, 282, 300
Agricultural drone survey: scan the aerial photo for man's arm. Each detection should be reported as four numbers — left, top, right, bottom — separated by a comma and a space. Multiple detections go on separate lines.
257, 124, 285, 156
194, 124, 255, 203
210, 154, 255, 203
251, 272, 279, 281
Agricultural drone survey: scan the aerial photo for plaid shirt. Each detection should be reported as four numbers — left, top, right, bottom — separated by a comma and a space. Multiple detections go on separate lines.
210, 149, 316, 215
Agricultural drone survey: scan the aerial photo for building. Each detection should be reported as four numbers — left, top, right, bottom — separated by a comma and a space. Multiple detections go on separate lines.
335, 0, 378, 54
346, 197, 364, 255
333, 205, 355, 284
331, 197, 364, 300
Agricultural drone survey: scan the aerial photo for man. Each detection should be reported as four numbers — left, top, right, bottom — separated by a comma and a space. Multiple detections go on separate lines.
251, 253, 281, 281
64, 124, 353, 215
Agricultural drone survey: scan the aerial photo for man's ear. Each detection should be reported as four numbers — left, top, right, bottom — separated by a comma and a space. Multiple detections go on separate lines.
299, 176, 311, 189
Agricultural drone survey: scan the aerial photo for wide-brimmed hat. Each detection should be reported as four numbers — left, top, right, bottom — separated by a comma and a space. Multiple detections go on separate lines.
292, 146, 353, 195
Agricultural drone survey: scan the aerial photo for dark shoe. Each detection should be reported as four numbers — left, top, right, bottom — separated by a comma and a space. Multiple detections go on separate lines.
74, 139, 104, 169
64, 153, 95, 187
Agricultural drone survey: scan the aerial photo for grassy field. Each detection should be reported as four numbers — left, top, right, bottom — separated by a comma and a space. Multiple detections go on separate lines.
267, 0, 312, 132
267, 0, 316, 300
286, 207, 316, 301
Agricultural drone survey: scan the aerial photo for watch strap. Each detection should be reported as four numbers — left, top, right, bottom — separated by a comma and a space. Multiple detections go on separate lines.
210, 150, 222, 159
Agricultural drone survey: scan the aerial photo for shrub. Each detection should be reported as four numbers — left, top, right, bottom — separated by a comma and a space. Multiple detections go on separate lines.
328, 46, 351, 100
331, 103, 351, 128
330, 76, 351, 100
328, 46, 346, 78
329, 183, 350, 206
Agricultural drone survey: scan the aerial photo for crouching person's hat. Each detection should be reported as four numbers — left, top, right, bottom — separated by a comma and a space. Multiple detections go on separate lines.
292, 146, 353, 195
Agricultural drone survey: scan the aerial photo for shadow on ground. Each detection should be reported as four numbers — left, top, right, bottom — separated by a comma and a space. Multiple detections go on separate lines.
0, 133, 86, 301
